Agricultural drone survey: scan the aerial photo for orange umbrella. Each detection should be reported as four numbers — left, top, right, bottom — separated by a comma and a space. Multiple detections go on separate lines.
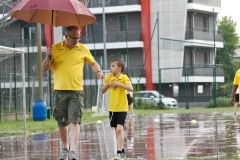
8, 0, 96, 28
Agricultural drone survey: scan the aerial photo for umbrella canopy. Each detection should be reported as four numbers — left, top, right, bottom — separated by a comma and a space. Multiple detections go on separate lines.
8, 0, 96, 28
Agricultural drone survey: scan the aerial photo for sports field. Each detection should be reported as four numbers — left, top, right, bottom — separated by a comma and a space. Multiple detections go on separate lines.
0, 112, 239, 160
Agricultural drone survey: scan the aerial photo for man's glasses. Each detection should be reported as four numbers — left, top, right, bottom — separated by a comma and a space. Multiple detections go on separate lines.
67, 35, 81, 40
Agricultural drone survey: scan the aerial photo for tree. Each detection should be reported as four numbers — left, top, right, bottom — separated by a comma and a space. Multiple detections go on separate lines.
216, 16, 239, 97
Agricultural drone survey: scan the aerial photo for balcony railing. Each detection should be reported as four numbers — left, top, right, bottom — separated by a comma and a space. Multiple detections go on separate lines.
1, 34, 46, 46
81, 29, 142, 44
123, 65, 145, 77
185, 27, 222, 41
188, 0, 221, 7
183, 64, 224, 76
87, 0, 140, 8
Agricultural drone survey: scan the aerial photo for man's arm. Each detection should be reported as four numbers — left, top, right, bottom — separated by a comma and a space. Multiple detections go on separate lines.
91, 61, 104, 79
231, 85, 238, 106
42, 48, 53, 71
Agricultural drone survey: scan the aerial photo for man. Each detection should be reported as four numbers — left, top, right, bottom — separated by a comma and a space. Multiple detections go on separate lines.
42, 26, 104, 160
231, 69, 240, 115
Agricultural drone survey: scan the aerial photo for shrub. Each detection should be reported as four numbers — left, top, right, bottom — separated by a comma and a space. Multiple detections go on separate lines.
134, 98, 169, 110
206, 97, 231, 108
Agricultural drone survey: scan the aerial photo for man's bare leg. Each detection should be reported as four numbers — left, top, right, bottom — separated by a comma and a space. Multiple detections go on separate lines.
59, 126, 69, 149
69, 122, 80, 151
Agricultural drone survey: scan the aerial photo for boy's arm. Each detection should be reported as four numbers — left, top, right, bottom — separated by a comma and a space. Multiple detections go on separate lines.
112, 81, 133, 92
101, 83, 109, 93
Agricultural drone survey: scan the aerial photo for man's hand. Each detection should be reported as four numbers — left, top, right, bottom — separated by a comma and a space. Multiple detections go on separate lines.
97, 72, 104, 79
46, 47, 52, 58
231, 96, 235, 106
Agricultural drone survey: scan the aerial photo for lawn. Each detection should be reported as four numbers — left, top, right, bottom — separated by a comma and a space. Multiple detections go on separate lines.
0, 107, 236, 137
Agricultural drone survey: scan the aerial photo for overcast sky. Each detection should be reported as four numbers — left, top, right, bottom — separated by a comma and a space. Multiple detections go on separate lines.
219, 0, 240, 35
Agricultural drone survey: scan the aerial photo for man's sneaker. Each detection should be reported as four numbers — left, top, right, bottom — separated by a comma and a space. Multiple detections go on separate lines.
69, 150, 77, 160
59, 148, 69, 160
114, 153, 122, 160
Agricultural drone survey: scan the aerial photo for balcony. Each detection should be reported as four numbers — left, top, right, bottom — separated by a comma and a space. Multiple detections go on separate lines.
183, 64, 224, 76
185, 27, 222, 42
1, 34, 46, 46
87, 0, 140, 8
188, 0, 221, 7
81, 29, 142, 44
123, 65, 145, 77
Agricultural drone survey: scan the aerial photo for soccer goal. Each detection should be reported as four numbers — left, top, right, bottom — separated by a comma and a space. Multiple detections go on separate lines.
0, 45, 26, 134
93, 70, 110, 117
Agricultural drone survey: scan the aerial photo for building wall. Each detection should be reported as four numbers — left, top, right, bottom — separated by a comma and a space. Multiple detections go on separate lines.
150, 0, 188, 83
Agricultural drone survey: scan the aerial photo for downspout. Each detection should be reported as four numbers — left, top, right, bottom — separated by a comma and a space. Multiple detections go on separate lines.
140, 0, 155, 90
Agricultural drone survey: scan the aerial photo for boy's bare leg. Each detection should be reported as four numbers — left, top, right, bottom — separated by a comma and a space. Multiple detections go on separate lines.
234, 102, 239, 113
115, 125, 124, 151
59, 126, 69, 149
129, 103, 134, 113
69, 122, 80, 151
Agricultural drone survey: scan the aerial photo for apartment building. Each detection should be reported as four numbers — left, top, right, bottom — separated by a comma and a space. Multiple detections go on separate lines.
0, 0, 224, 107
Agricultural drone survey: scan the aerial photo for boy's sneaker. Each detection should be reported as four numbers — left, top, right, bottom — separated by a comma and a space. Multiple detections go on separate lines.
130, 113, 136, 116
121, 152, 126, 159
114, 153, 123, 160
59, 148, 69, 160
69, 150, 77, 160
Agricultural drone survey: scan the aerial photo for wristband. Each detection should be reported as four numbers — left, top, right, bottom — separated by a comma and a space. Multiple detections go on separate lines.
96, 71, 102, 74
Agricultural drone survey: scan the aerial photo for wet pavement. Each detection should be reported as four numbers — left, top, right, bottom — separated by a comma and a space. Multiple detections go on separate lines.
1, 112, 240, 160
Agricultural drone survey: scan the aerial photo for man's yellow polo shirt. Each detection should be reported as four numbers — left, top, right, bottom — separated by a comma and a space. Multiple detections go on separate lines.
104, 73, 130, 112
52, 41, 95, 90
233, 69, 240, 89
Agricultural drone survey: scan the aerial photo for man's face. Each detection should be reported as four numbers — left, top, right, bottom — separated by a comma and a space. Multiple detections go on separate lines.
65, 29, 81, 47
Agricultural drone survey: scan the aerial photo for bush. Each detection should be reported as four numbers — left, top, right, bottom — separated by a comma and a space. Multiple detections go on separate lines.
206, 97, 231, 108
134, 98, 169, 110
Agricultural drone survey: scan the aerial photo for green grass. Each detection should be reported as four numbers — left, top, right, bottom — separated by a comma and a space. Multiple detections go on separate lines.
0, 111, 108, 137
0, 107, 236, 137
134, 106, 236, 114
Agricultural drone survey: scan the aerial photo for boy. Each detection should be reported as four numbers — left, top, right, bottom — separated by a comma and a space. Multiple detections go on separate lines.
127, 77, 135, 116
101, 58, 133, 159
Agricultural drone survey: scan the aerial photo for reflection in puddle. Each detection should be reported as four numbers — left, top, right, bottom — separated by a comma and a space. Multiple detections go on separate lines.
1, 112, 240, 159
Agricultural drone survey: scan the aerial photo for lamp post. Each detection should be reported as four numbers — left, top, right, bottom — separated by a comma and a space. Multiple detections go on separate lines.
102, 0, 107, 70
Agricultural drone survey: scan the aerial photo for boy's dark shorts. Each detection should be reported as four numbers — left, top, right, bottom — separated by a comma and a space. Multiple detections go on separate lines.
53, 90, 84, 127
109, 112, 127, 127
127, 94, 133, 105
235, 93, 239, 102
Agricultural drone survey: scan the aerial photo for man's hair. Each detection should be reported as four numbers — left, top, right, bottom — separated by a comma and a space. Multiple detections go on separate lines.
111, 58, 125, 72
65, 26, 79, 35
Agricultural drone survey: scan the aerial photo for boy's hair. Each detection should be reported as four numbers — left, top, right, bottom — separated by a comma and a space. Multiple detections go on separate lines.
111, 58, 125, 72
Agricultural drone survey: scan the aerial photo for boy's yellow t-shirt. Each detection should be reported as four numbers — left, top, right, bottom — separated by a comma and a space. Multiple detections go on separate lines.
104, 73, 130, 112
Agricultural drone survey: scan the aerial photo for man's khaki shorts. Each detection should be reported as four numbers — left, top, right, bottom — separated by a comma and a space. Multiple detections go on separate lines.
53, 90, 84, 127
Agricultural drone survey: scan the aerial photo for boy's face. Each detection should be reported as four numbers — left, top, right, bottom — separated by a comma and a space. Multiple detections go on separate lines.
110, 61, 122, 75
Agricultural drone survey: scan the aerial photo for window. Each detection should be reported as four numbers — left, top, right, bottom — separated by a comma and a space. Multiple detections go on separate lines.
204, 51, 210, 65
87, 16, 103, 36
173, 85, 179, 96
198, 85, 203, 93
93, 52, 103, 68
203, 15, 209, 32
119, 15, 127, 31
21, 24, 36, 45
120, 51, 128, 66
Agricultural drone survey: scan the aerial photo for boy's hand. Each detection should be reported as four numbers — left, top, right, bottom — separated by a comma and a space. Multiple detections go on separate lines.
109, 80, 119, 87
